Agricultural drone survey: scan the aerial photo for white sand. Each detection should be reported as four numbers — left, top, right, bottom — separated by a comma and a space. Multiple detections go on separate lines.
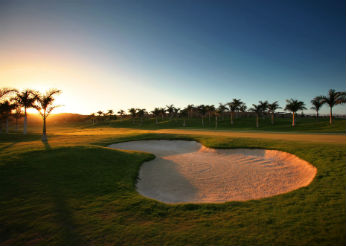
108, 140, 317, 204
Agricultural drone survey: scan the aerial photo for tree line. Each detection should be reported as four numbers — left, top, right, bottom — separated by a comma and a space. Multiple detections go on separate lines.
0, 88, 61, 141
90, 89, 345, 128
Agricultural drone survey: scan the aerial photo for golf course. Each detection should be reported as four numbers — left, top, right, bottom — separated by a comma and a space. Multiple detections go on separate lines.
0, 118, 345, 245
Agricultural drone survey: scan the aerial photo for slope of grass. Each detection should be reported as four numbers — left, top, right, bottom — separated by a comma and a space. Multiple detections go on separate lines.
0, 129, 345, 245
94, 117, 346, 133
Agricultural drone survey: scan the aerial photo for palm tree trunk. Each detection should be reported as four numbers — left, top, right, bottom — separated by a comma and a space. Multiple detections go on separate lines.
6, 118, 9, 134
329, 107, 333, 124
15, 117, 19, 131
230, 112, 234, 125
215, 116, 218, 128
42, 115, 47, 141
201, 117, 204, 128
256, 114, 259, 128
271, 113, 274, 125
24, 108, 27, 134
208, 112, 211, 124
316, 111, 319, 120
292, 112, 295, 127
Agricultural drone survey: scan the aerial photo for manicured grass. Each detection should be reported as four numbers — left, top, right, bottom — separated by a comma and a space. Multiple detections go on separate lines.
94, 117, 346, 133
0, 128, 345, 245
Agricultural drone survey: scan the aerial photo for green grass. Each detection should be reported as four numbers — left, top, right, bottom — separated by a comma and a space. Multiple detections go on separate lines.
94, 116, 346, 133
0, 128, 345, 245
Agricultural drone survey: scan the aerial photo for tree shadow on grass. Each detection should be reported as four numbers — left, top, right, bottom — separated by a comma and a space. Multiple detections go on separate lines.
41, 139, 52, 150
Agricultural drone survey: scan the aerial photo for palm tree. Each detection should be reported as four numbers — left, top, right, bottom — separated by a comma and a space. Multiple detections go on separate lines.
249, 104, 262, 128
0, 100, 16, 133
310, 96, 323, 119
197, 105, 207, 127
227, 100, 239, 125
268, 101, 281, 125
173, 107, 180, 122
206, 105, 215, 125
13, 89, 36, 134
218, 103, 227, 120
166, 104, 175, 120
97, 110, 104, 121
239, 102, 247, 117
320, 89, 346, 124
186, 104, 195, 120
0, 88, 17, 100
285, 99, 306, 127
117, 110, 125, 119
159, 107, 166, 120
136, 108, 147, 125
13, 105, 23, 131
180, 108, 188, 127
34, 89, 61, 141
259, 100, 269, 119
214, 108, 222, 129
107, 109, 114, 120
151, 108, 161, 124
128, 108, 137, 124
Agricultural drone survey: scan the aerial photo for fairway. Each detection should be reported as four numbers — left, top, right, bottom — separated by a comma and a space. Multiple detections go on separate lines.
0, 126, 345, 245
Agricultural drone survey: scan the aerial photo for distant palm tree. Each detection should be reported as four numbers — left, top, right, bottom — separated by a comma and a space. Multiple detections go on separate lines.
173, 107, 180, 122
128, 108, 137, 124
13, 89, 37, 134
268, 101, 281, 125
166, 104, 175, 120
259, 100, 269, 119
159, 107, 166, 120
136, 108, 147, 124
186, 104, 195, 120
214, 108, 222, 129
310, 96, 323, 119
227, 100, 239, 125
239, 102, 247, 117
284, 99, 306, 127
320, 89, 346, 124
0, 100, 16, 133
117, 110, 125, 119
34, 89, 61, 141
218, 103, 227, 120
151, 108, 161, 124
206, 105, 215, 125
180, 108, 188, 127
249, 104, 262, 128
197, 105, 208, 127
97, 110, 104, 121
107, 109, 114, 120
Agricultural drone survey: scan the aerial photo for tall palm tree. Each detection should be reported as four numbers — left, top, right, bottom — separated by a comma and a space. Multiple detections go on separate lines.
34, 89, 61, 141
159, 107, 166, 120
239, 102, 247, 118
151, 108, 161, 124
284, 99, 306, 127
97, 110, 104, 121
13, 104, 23, 131
197, 105, 207, 127
173, 107, 180, 122
268, 101, 281, 125
13, 89, 36, 134
166, 104, 175, 120
0, 100, 16, 133
136, 108, 147, 125
128, 108, 137, 124
310, 96, 323, 119
227, 100, 239, 125
214, 108, 222, 129
89, 113, 96, 125
259, 100, 269, 119
249, 104, 262, 128
320, 89, 346, 124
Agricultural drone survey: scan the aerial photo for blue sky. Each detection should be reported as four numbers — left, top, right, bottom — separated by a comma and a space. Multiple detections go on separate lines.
0, 0, 345, 114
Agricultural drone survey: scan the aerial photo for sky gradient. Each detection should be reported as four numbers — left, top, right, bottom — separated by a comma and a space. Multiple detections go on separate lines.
1, 0, 345, 115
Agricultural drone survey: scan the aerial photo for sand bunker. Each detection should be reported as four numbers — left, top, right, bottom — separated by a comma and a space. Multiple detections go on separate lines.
108, 140, 316, 203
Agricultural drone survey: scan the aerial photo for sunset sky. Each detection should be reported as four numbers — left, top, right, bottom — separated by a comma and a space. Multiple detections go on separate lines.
1, 0, 345, 115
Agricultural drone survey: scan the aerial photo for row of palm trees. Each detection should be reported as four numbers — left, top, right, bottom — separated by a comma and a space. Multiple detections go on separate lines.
106, 89, 345, 128
0, 88, 61, 141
